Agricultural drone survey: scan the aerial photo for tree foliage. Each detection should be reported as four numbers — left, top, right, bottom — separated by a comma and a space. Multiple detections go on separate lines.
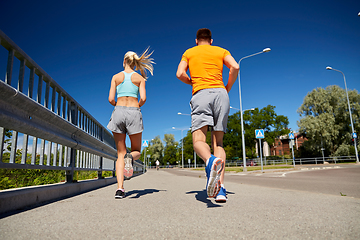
297, 85, 360, 156
147, 136, 164, 164
1, 144, 112, 190
3, 128, 12, 151
225, 105, 289, 159
163, 134, 178, 165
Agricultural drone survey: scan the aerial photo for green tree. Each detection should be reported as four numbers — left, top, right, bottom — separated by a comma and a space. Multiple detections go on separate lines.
163, 134, 178, 165
2, 128, 12, 151
182, 130, 194, 165
225, 105, 289, 158
147, 136, 164, 165
297, 85, 360, 157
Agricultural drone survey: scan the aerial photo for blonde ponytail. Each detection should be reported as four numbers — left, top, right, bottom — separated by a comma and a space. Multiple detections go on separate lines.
124, 47, 154, 79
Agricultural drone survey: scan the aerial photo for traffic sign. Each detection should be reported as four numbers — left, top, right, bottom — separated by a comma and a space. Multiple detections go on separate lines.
353, 133, 357, 139
142, 140, 149, 147
255, 129, 264, 139
289, 133, 294, 139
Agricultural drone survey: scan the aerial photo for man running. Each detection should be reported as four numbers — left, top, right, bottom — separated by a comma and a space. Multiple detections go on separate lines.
176, 28, 239, 202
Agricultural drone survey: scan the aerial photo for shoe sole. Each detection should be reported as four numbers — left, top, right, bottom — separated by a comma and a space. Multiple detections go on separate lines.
206, 158, 224, 198
215, 196, 227, 203
124, 154, 133, 178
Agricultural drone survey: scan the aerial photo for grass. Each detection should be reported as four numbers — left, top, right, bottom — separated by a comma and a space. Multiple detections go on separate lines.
192, 165, 294, 172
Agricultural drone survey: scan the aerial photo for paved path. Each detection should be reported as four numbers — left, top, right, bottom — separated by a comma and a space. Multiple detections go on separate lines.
1, 167, 359, 239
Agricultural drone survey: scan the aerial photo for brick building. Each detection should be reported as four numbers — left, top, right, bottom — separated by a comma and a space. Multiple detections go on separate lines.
269, 132, 307, 156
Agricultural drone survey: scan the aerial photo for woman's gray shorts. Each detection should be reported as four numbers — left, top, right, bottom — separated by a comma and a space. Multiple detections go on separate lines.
190, 88, 230, 133
107, 106, 143, 135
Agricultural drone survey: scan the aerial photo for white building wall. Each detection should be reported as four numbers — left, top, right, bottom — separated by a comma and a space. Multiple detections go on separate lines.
255, 141, 270, 157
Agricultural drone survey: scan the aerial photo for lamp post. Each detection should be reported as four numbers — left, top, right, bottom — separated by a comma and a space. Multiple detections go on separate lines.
230, 106, 255, 167
178, 112, 191, 116
326, 66, 359, 163
177, 112, 197, 168
238, 48, 271, 171
172, 127, 190, 168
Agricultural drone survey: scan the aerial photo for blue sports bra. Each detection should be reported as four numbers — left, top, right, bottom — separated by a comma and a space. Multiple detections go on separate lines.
116, 71, 139, 98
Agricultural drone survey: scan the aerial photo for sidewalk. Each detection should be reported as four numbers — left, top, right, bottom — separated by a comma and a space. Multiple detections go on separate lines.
1, 169, 359, 239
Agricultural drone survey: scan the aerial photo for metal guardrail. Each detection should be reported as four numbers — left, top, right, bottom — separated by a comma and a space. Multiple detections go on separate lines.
169, 156, 357, 169
227, 156, 357, 167
0, 30, 143, 182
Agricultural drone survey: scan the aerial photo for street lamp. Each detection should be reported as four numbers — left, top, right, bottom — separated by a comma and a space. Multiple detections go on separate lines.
230, 106, 255, 112
326, 66, 359, 163
177, 112, 198, 168
172, 127, 190, 168
238, 48, 271, 171
178, 112, 191, 116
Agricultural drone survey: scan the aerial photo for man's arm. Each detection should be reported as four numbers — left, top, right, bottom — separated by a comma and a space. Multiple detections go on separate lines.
176, 61, 192, 85
224, 55, 239, 92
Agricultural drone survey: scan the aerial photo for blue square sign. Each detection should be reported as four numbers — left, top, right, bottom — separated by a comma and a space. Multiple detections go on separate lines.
353, 133, 357, 139
289, 133, 294, 139
255, 129, 264, 139
142, 140, 149, 147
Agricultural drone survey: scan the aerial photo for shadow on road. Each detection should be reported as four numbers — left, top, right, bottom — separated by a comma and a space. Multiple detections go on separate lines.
186, 189, 235, 208
126, 189, 166, 198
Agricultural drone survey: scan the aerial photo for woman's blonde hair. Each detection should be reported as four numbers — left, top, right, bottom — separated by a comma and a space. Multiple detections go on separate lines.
124, 48, 154, 79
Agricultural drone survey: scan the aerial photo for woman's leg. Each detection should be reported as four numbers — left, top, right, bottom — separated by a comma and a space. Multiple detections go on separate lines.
129, 132, 142, 160
113, 132, 127, 189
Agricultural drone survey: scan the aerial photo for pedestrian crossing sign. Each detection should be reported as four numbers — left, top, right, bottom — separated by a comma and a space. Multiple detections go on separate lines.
142, 140, 149, 147
353, 133, 357, 139
289, 133, 294, 139
255, 129, 264, 139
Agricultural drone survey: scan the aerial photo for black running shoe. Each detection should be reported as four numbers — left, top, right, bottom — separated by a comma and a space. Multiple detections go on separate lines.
115, 189, 125, 199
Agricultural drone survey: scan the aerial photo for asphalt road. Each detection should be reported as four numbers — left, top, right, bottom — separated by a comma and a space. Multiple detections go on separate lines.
169, 164, 360, 198
1, 164, 359, 239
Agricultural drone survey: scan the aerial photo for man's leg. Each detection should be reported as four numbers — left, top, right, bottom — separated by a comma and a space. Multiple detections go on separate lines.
212, 131, 228, 202
192, 126, 211, 162
193, 126, 224, 198
212, 131, 225, 183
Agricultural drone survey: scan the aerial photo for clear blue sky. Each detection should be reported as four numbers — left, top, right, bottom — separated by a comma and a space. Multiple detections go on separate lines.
1, 0, 359, 146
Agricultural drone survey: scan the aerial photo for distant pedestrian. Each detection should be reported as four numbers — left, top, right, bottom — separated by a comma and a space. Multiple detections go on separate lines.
107, 48, 154, 199
156, 160, 160, 170
176, 28, 239, 202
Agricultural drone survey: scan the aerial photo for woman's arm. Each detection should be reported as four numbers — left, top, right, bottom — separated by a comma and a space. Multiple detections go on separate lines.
138, 78, 146, 107
108, 76, 117, 106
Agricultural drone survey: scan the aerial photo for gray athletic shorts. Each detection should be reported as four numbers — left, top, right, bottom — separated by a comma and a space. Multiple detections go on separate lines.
107, 106, 143, 135
190, 88, 230, 133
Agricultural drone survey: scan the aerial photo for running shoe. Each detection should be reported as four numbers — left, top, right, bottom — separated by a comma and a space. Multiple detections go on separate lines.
215, 187, 227, 203
124, 153, 133, 178
115, 189, 125, 199
205, 155, 224, 198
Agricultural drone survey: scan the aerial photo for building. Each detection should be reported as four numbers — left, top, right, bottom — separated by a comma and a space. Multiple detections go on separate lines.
254, 132, 307, 157
270, 132, 307, 156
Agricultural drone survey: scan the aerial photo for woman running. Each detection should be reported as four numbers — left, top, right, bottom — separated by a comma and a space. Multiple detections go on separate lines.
107, 48, 154, 199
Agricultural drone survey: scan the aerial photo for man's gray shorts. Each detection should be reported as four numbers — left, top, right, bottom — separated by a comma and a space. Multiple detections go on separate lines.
190, 88, 230, 133
107, 106, 143, 135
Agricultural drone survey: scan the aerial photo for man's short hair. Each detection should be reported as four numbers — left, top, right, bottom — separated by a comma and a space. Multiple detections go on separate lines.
196, 28, 212, 42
